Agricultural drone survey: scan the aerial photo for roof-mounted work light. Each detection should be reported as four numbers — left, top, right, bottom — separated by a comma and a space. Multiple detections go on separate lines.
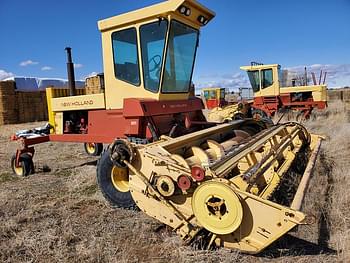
179, 5, 191, 16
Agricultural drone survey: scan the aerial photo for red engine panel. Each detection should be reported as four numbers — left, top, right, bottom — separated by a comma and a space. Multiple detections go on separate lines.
253, 94, 327, 116
49, 97, 207, 144
206, 99, 226, 110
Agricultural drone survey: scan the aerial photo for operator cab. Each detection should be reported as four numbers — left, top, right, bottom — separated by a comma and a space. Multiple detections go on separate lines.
201, 87, 227, 109
240, 63, 281, 97
98, 0, 215, 109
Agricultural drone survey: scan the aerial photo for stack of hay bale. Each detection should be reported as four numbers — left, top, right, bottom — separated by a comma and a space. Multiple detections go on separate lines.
0, 81, 49, 125
17, 91, 48, 123
328, 88, 350, 103
0, 74, 104, 125
85, 74, 104, 94
0, 81, 18, 125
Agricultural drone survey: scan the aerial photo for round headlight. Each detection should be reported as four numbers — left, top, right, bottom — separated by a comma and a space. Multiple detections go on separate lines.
179, 6, 187, 14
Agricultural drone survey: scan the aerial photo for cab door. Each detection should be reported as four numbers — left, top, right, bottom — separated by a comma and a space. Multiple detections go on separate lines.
260, 68, 280, 97
247, 70, 261, 97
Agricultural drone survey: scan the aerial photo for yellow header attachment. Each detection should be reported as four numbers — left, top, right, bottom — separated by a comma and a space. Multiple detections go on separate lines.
98, 0, 216, 109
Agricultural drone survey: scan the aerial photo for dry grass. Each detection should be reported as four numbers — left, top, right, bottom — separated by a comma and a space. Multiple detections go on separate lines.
0, 102, 349, 262
305, 102, 350, 261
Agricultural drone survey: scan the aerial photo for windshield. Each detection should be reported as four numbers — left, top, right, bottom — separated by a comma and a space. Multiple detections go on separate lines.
247, 70, 260, 93
140, 20, 168, 93
162, 20, 199, 93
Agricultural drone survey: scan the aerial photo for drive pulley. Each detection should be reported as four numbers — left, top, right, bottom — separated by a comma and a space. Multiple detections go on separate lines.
192, 181, 243, 235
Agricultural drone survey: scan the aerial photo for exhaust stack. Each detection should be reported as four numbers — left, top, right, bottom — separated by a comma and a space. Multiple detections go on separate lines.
65, 47, 76, 96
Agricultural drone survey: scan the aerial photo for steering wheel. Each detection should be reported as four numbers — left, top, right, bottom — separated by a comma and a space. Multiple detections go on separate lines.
148, 55, 162, 72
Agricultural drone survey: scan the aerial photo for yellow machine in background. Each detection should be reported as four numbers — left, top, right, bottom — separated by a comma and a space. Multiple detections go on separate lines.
201, 87, 227, 109
205, 63, 328, 122
241, 63, 327, 117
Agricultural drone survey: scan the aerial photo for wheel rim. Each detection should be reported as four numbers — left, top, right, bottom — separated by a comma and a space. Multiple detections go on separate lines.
86, 143, 96, 154
13, 160, 23, 176
192, 181, 243, 235
111, 166, 129, 192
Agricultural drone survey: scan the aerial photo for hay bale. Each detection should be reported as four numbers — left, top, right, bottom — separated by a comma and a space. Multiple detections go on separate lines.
343, 89, 350, 102
0, 84, 18, 124
13, 91, 49, 123
0, 95, 17, 111
0, 110, 18, 125
85, 75, 104, 95
0, 81, 15, 96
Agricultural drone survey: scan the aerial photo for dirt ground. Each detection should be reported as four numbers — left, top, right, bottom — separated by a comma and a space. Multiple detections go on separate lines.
0, 102, 349, 263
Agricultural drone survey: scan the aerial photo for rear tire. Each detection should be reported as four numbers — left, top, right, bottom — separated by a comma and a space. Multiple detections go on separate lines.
96, 149, 135, 208
11, 153, 34, 176
84, 143, 103, 156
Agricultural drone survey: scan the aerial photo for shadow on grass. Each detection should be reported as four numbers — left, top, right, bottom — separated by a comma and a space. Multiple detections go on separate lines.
33, 160, 98, 176
258, 234, 337, 258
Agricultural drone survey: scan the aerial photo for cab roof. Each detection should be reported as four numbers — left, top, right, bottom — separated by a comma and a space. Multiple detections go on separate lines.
202, 87, 225, 91
240, 64, 280, 71
98, 0, 215, 32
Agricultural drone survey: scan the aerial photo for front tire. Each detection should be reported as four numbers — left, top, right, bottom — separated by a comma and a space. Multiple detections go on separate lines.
11, 153, 34, 176
84, 142, 103, 156
96, 149, 135, 208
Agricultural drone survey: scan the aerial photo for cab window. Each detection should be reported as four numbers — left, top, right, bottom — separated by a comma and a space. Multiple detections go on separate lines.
209, 90, 216, 99
140, 20, 168, 93
162, 20, 199, 93
247, 70, 260, 92
220, 89, 225, 99
203, 90, 209, 99
262, 69, 273, 89
112, 28, 140, 86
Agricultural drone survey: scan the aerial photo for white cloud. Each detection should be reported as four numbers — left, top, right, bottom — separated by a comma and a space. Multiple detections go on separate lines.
19, 60, 39, 66
195, 72, 250, 91
0, 69, 14, 80
41, 66, 53, 71
74, 63, 83, 69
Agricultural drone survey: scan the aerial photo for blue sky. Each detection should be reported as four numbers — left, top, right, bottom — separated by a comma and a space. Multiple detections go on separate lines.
1, 0, 350, 88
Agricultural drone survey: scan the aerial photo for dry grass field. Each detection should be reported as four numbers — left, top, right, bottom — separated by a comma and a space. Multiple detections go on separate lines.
0, 102, 349, 263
